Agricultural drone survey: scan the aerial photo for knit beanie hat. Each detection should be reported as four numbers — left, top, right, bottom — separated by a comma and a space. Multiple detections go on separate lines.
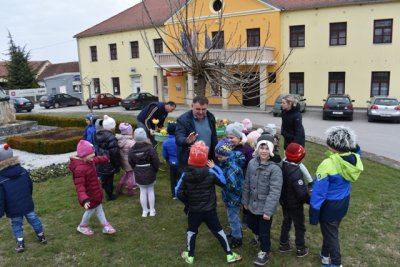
0, 144, 13, 161
102, 115, 116, 130
326, 126, 356, 153
188, 141, 209, 167
167, 122, 177, 135
119, 122, 133, 135
253, 140, 274, 157
215, 138, 234, 157
285, 143, 305, 163
246, 128, 263, 148
77, 140, 95, 158
242, 118, 253, 130
257, 132, 274, 144
225, 122, 247, 142
85, 113, 99, 125
263, 123, 277, 136
134, 128, 147, 142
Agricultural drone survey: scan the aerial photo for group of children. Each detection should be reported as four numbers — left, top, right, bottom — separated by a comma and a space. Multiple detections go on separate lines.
0, 113, 363, 267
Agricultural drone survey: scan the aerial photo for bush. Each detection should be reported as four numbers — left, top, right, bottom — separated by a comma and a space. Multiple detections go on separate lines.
7, 127, 83, 154
16, 114, 84, 127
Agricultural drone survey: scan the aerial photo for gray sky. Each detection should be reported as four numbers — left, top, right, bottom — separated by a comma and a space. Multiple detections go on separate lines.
1, 0, 140, 63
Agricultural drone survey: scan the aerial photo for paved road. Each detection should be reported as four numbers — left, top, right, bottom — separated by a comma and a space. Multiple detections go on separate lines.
30, 104, 400, 166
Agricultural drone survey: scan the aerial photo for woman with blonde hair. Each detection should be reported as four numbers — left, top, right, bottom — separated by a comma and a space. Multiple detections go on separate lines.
281, 95, 305, 149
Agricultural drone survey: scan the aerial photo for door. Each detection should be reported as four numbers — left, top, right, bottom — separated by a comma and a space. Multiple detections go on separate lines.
132, 77, 141, 94
242, 73, 260, 107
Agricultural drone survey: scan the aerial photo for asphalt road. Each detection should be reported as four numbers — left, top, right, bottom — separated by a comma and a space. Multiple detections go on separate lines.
30, 104, 400, 166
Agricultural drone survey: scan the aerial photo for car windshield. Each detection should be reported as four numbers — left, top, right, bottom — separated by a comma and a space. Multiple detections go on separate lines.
375, 99, 398, 106
40, 96, 49, 101
127, 93, 139, 99
327, 97, 350, 104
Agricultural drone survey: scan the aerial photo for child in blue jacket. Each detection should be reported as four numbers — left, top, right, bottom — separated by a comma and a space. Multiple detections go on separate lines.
162, 122, 179, 198
83, 113, 99, 145
0, 144, 47, 253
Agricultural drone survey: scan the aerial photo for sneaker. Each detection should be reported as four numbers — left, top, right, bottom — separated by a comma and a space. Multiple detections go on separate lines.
181, 251, 194, 264
149, 209, 156, 217
77, 225, 94, 236
296, 246, 309, 257
37, 233, 48, 244
279, 242, 292, 252
142, 211, 149, 217
254, 251, 269, 266
229, 237, 242, 249
102, 223, 116, 234
227, 252, 242, 263
320, 252, 330, 265
15, 239, 25, 253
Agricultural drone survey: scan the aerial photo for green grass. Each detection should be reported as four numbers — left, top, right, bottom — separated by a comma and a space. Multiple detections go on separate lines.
2, 113, 400, 266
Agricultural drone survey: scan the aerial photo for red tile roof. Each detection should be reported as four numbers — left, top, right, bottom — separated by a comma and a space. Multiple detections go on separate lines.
74, 0, 184, 38
0, 60, 50, 77
37, 61, 79, 81
265, 0, 393, 10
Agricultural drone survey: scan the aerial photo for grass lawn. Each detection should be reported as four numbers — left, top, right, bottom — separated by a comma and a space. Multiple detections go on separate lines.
1, 113, 399, 266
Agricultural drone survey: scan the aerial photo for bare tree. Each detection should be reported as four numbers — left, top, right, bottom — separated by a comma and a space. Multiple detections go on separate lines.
140, 0, 292, 107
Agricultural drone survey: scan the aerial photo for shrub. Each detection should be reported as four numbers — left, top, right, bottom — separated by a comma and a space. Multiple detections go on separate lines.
7, 127, 83, 154
16, 114, 84, 127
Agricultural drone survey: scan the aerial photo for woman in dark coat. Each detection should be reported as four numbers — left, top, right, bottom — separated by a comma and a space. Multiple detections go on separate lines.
281, 95, 305, 149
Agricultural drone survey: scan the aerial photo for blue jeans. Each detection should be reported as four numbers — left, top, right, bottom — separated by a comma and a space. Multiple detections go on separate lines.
226, 206, 242, 239
10, 210, 43, 239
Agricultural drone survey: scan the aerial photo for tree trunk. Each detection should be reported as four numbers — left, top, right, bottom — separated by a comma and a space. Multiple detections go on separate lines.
0, 101, 16, 125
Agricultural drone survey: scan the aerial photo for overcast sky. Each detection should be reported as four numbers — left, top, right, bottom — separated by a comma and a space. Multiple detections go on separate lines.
1, 0, 141, 63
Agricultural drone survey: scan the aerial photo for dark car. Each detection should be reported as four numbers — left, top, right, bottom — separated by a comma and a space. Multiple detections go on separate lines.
10, 97, 34, 112
367, 96, 400, 123
86, 93, 121, 109
39, 93, 82, 109
0, 88, 10, 101
121, 92, 159, 110
322, 94, 354, 121
272, 94, 307, 117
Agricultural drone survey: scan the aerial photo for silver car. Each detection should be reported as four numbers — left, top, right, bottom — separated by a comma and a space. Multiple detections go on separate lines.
367, 96, 400, 123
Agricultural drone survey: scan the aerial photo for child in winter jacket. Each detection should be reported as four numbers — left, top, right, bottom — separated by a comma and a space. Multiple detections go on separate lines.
115, 122, 136, 196
0, 144, 47, 253
278, 143, 310, 258
175, 141, 242, 264
94, 115, 121, 201
128, 128, 160, 217
215, 139, 245, 249
310, 126, 363, 267
83, 113, 99, 145
68, 140, 116, 236
242, 139, 283, 266
162, 122, 179, 198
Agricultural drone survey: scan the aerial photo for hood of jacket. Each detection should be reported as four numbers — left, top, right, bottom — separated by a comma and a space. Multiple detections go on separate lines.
68, 156, 90, 173
185, 166, 210, 184
0, 157, 22, 176
325, 150, 363, 182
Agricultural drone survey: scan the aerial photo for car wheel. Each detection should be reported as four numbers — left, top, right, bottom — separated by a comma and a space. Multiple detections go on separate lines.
368, 116, 373, 122
273, 113, 278, 117
45, 107, 50, 109
322, 114, 328, 120
348, 115, 353, 121
125, 107, 130, 110
27, 109, 32, 112
99, 103, 104, 109
54, 102, 60, 108
302, 105, 306, 113
76, 100, 81, 106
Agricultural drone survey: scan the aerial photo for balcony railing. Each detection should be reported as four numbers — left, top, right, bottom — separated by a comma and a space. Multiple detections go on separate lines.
154, 47, 276, 68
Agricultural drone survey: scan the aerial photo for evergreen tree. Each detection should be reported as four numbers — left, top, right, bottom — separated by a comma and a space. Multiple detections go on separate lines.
5, 32, 38, 89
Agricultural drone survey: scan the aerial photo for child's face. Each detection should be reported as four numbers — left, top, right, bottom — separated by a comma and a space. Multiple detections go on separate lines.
217, 154, 228, 162
258, 144, 270, 161
84, 153, 95, 161
226, 134, 241, 146
85, 119, 90, 125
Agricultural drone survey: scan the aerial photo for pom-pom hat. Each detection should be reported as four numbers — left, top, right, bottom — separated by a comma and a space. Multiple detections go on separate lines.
77, 140, 95, 158
0, 144, 13, 161
215, 138, 234, 157
188, 141, 209, 167
102, 115, 116, 130
285, 143, 305, 163
119, 122, 133, 135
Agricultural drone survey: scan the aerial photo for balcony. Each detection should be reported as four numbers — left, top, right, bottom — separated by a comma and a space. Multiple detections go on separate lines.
154, 46, 276, 68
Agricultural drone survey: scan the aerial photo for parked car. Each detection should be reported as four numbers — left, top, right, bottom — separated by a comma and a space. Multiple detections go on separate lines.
367, 96, 400, 123
86, 93, 121, 109
121, 92, 159, 110
0, 88, 10, 101
322, 94, 354, 121
272, 94, 307, 117
39, 93, 82, 109
10, 97, 34, 112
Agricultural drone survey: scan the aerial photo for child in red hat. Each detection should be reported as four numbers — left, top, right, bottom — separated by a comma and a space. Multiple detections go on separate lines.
175, 141, 242, 264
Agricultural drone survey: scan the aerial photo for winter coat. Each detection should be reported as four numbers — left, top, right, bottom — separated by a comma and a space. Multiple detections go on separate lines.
0, 157, 35, 218
137, 102, 169, 130
95, 129, 121, 175
162, 135, 178, 166
116, 134, 136, 172
280, 160, 310, 209
128, 142, 160, 185
219, 152, 245, 208
176, 165, 226, 212
233, 143, 254, 173
83, 124, 96, 145
309, 151, 363, 224
242, 157, 283, 217
175, 110, 217, 167
281, 104, 305, 149
68, 155, 109, 208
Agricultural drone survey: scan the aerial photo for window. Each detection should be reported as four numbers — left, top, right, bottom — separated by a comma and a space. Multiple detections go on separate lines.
90, 46, 97, 62
109, 43, 117, 60
290, 25, 305, 47
163, 76, 168, 96
247, 28, 260, 47
371, 72, 390, 96
93, 78, 101, 94
289, 72, 304, 95
374, 19, 393, 44
330, 22, 347, 46
112, 77, 120, 95
154, 39, 163, 54
73, 85, 82, 93
329, 72, 345, 94
130, 41, 139, 58
212, 31, 224, 49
